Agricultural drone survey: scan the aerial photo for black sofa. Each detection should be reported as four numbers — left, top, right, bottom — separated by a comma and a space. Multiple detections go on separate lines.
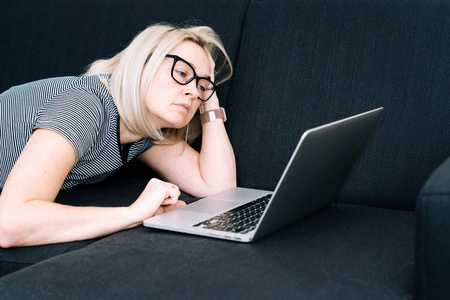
0, 0, 449, 299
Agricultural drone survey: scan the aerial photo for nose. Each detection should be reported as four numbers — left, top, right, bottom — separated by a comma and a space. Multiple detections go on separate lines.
183, 79, 199, 99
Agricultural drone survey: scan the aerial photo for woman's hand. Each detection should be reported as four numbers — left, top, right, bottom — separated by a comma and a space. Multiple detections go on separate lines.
128, 178, 186, 225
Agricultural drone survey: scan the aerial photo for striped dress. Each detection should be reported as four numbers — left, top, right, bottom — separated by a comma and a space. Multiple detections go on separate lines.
0, 75, 153, 190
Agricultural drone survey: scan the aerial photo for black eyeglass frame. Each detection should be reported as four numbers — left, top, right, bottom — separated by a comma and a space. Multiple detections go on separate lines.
165, 54, 217, 101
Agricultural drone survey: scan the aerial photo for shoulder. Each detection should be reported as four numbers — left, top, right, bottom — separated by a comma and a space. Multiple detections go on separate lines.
41, 75, 115, 119
0, 75, 111, 110
33, 75, 117, 160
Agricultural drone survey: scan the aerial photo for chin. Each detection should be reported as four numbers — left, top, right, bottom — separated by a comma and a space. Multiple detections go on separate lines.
166, 119, 190, 129
161, 112, 193, 129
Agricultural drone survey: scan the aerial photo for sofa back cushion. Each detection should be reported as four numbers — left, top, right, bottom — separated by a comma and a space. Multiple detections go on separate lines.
225, 0, 450, 210
0, 0, 250, 105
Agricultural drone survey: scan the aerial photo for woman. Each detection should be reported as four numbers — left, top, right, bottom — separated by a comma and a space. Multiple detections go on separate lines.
0, 24, 236, 247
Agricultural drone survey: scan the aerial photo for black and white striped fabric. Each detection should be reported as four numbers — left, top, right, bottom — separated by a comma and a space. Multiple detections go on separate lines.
0, 75, 153, 190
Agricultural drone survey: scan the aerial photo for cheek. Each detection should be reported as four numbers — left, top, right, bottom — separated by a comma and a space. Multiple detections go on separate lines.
144, 87, 156, 113
145, 81, 168, 113
145, 67, 176, 111
191, 101, 202, 116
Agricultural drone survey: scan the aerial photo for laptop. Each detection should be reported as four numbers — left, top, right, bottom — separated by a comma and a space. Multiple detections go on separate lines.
144, 107, 383, 242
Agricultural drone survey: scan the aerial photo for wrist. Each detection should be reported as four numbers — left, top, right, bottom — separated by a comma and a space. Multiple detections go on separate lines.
200, 107, 227, 125
124, 205, 145, 228
200, 93, 220, 114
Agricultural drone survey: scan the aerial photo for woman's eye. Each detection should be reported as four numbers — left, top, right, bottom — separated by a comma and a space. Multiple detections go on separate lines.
198, 84, 212, 92
176, 70, 188, 78
198, 81, 214, 92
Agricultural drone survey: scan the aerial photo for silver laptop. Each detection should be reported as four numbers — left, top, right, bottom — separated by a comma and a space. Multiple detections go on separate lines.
144, 107, 383, 242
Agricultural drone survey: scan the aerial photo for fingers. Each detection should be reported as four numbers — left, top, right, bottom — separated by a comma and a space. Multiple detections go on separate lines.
130, 178, 184, 221
155, 200, 186, 216
161, 184, 180, 206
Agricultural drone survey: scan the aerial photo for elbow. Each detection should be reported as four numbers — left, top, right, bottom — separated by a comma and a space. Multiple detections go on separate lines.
223, 179, 237, 192
196, 179, 237, 198
0, 234, 16, 249
0, 210, 23, 248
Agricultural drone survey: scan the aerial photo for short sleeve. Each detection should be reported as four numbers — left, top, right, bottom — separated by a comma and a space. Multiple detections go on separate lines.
33, 87, 105, 161
136, 138, 154, 155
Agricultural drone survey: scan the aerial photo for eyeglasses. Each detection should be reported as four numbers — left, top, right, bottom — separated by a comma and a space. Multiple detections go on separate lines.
165, 54, 216, 101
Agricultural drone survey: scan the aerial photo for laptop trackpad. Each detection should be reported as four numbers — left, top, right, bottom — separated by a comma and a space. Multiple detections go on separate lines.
178, 198, 240, 215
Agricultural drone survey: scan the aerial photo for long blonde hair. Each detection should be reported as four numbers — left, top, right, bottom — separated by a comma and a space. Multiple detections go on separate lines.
84, 24, 232, 144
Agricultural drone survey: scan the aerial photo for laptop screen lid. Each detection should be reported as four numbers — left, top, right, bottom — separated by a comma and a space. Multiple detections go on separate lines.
251, 107, 383, 241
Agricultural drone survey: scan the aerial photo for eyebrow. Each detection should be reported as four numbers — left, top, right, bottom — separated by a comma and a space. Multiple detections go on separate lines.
183, 57, 212, 80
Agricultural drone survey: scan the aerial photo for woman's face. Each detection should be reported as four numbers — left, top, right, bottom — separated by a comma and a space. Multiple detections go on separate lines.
145, 41, 213, 129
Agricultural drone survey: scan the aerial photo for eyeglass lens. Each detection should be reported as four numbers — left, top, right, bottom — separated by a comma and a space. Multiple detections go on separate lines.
172, 59, 215, 101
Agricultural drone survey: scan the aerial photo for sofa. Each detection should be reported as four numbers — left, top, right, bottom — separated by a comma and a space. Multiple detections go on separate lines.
0, 0, 449, 298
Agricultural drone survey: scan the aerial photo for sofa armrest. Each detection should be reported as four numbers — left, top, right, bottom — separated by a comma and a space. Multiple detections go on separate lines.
416, 156, 450, 300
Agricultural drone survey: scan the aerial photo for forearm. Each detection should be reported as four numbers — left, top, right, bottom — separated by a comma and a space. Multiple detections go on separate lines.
198, 95, 237, 194
0, 128, 132, 247
136, 95, 236, 198
0, 199, 134, 247
0, 177, 183, 247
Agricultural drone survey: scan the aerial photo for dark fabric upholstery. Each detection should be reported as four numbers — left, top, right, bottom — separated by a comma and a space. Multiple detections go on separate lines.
416, 156, 450, 300
0, 239, 99, 277
0, 204, 415, 299
0, 0, 250, 105
225, 0, 450, 211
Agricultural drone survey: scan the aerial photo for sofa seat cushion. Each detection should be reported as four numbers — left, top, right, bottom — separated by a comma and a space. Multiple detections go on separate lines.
0, 240, 99, 277
0, 204, 415, 299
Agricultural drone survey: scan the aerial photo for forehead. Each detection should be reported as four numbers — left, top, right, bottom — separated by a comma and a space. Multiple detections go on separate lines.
168, 41, 211, 77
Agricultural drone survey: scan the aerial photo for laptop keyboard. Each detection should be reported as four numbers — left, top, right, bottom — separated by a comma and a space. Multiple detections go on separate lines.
193, 194, 272, 234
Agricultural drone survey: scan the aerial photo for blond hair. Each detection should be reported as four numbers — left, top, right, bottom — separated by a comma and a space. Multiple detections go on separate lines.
84, 24, 232, 144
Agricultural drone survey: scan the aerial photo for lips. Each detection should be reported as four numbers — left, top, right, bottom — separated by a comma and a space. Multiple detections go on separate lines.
174, 103, 190, 112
